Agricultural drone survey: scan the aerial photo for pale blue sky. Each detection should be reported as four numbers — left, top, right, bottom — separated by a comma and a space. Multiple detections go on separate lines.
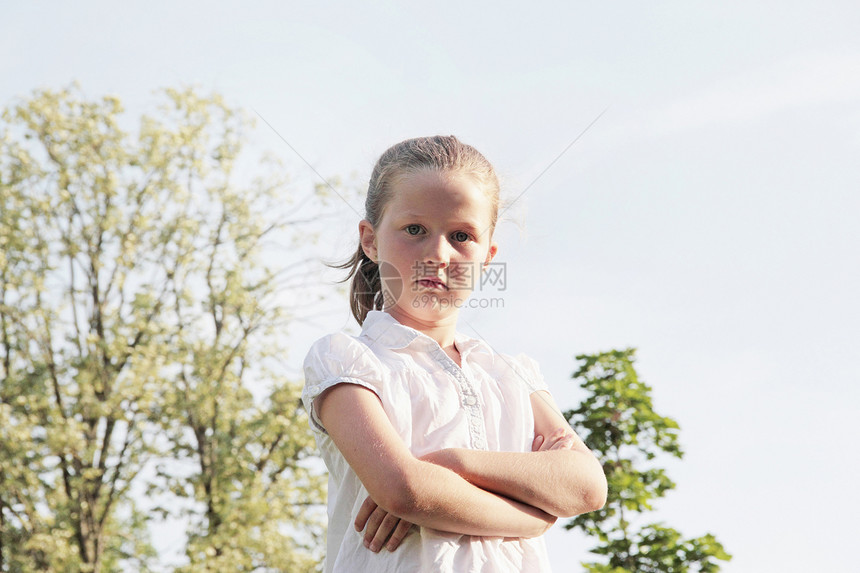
3, 2, 859, 571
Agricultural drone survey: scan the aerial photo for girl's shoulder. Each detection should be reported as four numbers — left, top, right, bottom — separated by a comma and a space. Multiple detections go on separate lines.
304, 330, 362, 355
303, 331, 383, 381
302, 331, 388, 434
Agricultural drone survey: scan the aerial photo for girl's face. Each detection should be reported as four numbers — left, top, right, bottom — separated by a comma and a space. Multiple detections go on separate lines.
360, 169, 498, 328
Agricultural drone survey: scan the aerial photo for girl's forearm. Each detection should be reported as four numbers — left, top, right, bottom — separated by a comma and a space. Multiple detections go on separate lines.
385, 457, 556, 538
421, 448, 607, 518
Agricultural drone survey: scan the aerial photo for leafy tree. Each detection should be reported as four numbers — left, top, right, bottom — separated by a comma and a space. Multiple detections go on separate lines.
0, 86, 326, 572
564, 349, 731, 573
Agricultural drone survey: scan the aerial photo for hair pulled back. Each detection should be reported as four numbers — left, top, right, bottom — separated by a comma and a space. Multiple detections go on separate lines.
337, 135, 500, 325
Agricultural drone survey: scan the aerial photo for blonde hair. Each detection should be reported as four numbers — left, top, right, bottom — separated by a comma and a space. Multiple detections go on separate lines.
336, 135, 500, 325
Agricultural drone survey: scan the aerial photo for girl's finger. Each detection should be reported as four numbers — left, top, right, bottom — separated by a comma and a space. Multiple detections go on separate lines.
363, 505, 389, 548
538, 429, 563, 451
550, 435, 575, 450
368, 512, 401, 552
354, 495, 378, 532
542, 428, 574, 451
386, 519, 414, 551
532, 434, 544, 451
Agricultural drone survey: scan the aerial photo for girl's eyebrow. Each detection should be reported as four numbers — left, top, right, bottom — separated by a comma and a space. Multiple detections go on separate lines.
456, 222, 481, 233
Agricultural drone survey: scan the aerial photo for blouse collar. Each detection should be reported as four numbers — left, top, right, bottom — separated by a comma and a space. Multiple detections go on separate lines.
360, 311, 490, 361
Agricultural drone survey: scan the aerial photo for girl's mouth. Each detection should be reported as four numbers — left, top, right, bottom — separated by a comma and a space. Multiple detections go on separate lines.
416, 278, 448, 291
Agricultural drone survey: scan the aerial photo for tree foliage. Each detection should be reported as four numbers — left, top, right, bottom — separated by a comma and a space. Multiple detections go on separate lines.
564, 349, 731, 573
0, 86, 326, 572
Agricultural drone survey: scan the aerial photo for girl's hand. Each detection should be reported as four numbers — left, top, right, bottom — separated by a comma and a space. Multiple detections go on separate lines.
532, 427, 576, 452
355, 495, 414, 552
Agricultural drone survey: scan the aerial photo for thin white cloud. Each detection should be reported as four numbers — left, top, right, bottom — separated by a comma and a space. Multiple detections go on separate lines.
658, 51, 860, 132
605, 51, 860, 143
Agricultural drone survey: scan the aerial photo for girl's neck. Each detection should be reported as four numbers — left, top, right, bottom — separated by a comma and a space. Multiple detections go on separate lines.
384, 307, 461, 365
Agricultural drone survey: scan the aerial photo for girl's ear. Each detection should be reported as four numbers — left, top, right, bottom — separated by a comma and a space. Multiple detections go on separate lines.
483, 242, 498, 267
359, 220, 378, 262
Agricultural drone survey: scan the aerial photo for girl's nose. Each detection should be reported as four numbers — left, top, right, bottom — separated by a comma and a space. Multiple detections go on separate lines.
424, 234, 451, 268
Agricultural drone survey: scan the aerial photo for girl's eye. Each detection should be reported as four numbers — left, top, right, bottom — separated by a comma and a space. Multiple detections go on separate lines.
452, 231, 471, 243
405, 224, 423, 236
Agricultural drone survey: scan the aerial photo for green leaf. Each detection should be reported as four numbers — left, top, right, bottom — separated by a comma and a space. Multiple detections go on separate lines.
563, 349, 730, 572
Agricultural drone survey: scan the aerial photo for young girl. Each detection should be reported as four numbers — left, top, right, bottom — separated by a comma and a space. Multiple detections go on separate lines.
303, 136, 607, 572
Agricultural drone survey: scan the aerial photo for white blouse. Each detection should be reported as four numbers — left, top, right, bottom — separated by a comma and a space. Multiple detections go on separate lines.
302, 311, 553, 573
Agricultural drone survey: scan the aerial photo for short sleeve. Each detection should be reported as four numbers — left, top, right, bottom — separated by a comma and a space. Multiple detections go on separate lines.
511, 353, 549, 394
302, 332, 384, 434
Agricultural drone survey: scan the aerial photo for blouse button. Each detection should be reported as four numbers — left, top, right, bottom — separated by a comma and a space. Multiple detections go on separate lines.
474, 439, 485, 449
464, 396, 477, 406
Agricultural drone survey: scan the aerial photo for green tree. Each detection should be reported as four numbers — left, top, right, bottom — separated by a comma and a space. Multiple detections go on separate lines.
0, 86, 326, 572
564, 349, 731, 573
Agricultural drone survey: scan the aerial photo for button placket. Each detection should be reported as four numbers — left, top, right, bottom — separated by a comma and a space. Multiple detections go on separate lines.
451, 361, 487, 451
428, 342, 488, 451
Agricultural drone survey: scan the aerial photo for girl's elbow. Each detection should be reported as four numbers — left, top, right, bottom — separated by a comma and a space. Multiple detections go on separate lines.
558, 481, 606, 518
581, 458, 608, 513
384, 488, 424, 519
560, 460, 607, 517
374, 486, 414, 518
585, 473, 608, 512
579, 451, 608, 512
372, 466, 425, 518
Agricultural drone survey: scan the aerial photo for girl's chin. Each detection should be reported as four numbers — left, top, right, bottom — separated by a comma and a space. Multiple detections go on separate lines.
387, 297, 460, 322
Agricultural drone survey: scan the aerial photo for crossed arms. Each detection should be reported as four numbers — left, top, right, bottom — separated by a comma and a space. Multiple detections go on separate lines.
316, 384, 607, 553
